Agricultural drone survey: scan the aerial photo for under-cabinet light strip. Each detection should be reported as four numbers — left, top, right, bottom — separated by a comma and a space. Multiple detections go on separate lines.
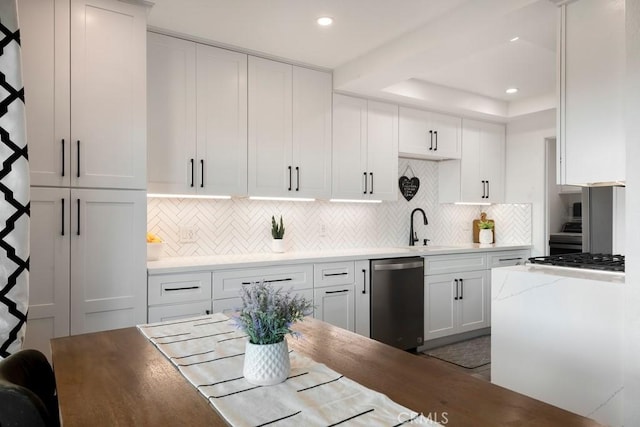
147, 193, 232, 200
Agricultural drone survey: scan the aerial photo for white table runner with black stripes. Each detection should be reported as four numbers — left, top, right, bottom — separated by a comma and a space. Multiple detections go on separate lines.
138, 313, 439, 427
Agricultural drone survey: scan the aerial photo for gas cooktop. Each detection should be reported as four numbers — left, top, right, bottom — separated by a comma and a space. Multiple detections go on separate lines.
528, 253, 625, 272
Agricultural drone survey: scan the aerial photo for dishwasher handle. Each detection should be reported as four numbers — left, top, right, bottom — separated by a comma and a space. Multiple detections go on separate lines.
373, 260, 423, 271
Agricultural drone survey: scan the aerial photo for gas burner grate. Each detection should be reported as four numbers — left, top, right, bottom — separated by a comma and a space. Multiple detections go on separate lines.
528, 253, 625, 272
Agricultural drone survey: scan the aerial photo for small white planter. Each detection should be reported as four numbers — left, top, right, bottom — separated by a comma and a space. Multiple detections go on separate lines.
271, 238, 285, 253
243, 340, 290, 386
479, 229, 494, 244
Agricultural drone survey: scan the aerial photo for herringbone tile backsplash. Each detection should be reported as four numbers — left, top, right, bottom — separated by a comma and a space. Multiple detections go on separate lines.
148, 159, 531, 257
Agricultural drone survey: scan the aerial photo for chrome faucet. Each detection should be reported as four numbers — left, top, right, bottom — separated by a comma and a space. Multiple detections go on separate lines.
410, 208, 428, 246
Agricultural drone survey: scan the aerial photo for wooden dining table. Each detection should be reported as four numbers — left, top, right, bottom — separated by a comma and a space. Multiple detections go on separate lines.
51, 317, 602, 426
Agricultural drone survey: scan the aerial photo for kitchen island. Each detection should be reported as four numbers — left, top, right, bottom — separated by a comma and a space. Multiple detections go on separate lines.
51, 316, 600, 426
492, 264, 624, 426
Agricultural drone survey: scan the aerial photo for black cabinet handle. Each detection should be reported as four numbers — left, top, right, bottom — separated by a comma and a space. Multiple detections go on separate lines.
295, 166, 300, 191
61, 198, 65, 236
363, 172, 367, 194
454, 278, 459, 300
498, 257, 523, 262
76, 199, 80, 236
76, 140, 80, 178
459, 278, 464, 300
369, 172, 373, 194
434, 130, 438, 151
200, 159, 204, 188
362, 269, 367, 294
205, 309, 211, 315
323, 272, 348, 277
481, 180, 486, 198
241, 278, 293, 285
164, 286, 200, 292
190, 159, 194, 187
61, 139, 65, 177
325, 289, 349, 294
429, 130, 433, 150
486, 180, 490, 199
288, 166, 292, 191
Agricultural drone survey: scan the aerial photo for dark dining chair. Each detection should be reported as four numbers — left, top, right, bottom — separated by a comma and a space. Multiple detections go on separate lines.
0, 349, 60, 427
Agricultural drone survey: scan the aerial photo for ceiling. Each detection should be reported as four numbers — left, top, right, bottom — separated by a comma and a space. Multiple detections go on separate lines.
147, 0, 558, 122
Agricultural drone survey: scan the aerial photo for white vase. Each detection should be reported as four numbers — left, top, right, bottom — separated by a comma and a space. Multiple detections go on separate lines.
479, 229, 493, 244
243, 340, 290, 386
271, 238, 285, 253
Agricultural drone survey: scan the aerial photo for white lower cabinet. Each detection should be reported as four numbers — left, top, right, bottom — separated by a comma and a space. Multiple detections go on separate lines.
27, 187, 147, 357
424, 270, 489, 341
314, 284, 356, 332
147, 272, 212, 322
149, 301, 211, 323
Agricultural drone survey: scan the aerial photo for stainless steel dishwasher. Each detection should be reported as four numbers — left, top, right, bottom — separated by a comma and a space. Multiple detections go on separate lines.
370, 257, 424, 351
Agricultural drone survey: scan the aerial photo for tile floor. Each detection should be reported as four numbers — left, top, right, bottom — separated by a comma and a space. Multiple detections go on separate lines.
419, 353, 491, 382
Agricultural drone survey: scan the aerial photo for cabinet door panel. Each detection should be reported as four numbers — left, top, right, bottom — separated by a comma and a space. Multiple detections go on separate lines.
70, 0, 146, 189
331, 94, 367, 199
562, 0, 625, 184
292, 67, 332, 198
460, 121, 482, 202
147, 32, 197, 194
430, 112, 461, 159
480, 122, 505, 203
424, 275, 456, 340
314, 285, 355, 332
354, 261, 370, 337
457, 271, 489, 333
18, 0, 70, 187
197, 44, 248, 196
248, 56, 292, 197
70, 189, 147, 334
399, 107, 431, 157
26, 187, 71, 357
366, 101, 398, 201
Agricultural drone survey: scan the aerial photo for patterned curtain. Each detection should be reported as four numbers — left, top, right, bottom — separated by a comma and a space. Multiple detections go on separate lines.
0, 0, 29, 358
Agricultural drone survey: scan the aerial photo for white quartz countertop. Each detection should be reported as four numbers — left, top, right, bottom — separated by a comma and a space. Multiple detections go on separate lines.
147, 243, 531, 275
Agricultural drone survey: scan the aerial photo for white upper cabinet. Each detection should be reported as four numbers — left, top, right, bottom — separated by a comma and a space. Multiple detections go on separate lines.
147, 33, 197, 194
147, 33, 248, 196
292, 67, 332, 199
70, 0, 147, 189
399, 107, 461, 160
332, 94, 398, 201
439, 119, 505, 204
557, 0, 625, 185
248, 56, 331, 199
196, 44, 248, 196
19, 0, 70, 187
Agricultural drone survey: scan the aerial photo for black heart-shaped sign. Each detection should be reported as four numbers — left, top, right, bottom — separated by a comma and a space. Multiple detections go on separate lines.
399, 176, 420, 201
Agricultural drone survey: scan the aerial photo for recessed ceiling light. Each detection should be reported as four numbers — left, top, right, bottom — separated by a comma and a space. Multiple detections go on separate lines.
505, 88, 519, 94
317, 16, 333, 26
510, 36, 520, 42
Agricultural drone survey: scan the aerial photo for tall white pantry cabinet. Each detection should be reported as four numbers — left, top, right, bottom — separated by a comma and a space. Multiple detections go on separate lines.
19, 0, 148, 357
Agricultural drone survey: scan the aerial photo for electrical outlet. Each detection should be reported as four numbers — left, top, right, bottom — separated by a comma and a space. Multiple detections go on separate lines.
319, 223, 327, 237
179, 226, 197, 243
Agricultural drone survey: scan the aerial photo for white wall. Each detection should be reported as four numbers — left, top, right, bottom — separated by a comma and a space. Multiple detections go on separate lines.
624, 0, 640, 423
505, 109, 555, 257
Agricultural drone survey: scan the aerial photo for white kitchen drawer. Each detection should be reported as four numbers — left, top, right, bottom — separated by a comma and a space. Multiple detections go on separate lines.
314, 261, 355, 288
213, 288, 314, 317
213, 264, 313, 300
148, 272, 212, 306
424, 253, 486, 275
488, 250, 531, 268
148, 300, 212, 323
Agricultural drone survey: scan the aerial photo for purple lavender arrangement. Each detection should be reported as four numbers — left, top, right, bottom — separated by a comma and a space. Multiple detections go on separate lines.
234, 282, 314, 345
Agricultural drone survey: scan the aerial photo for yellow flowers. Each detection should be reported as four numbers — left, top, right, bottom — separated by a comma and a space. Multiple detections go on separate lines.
146, 232, 162, 243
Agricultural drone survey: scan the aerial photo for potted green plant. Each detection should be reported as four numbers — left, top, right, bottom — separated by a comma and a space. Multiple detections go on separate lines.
271, 215, 285, 252
477, 214, 495, 244
234, 282, 313, 385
